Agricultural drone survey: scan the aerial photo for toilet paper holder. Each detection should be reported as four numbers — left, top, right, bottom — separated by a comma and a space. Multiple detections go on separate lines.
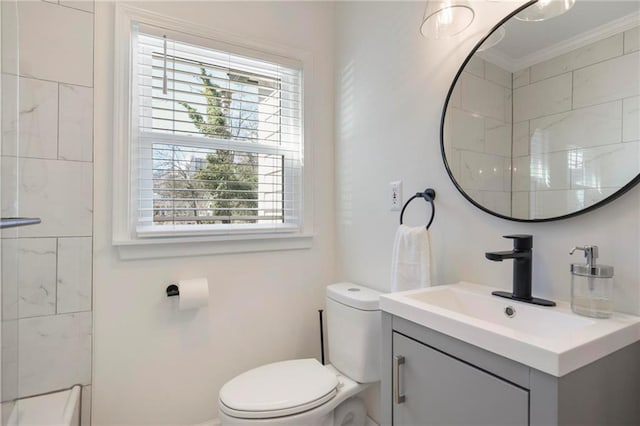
166, 284, 180, 297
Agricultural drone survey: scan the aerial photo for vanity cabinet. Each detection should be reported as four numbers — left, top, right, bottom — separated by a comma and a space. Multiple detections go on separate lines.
381, 313, 640, 426
393, 332, 528, 425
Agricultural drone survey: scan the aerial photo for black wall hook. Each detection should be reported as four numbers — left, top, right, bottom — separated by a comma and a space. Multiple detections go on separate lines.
166, 284, 180, 297
399, 188, 436, 229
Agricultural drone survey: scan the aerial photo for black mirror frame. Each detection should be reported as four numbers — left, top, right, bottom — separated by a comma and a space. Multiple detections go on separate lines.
440, 0, 640, 223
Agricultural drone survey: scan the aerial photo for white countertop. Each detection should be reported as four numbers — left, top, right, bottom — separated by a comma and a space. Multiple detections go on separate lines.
380, 282, 640, 377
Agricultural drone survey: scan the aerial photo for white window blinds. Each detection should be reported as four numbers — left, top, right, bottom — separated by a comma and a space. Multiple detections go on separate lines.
132, 24, 303, 235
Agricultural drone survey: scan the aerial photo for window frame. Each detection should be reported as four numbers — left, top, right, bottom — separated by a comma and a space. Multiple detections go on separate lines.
113, 4, 313, 259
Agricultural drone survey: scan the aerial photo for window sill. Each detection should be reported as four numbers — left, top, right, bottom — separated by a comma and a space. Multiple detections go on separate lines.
114, 232, 313, 260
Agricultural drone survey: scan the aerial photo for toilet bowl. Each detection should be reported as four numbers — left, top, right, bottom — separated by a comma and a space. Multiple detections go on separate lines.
218, 283, 382, 426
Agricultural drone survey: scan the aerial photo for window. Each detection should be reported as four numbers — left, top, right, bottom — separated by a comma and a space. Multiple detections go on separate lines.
135, 26, 302, 235
113, 7, 311, 257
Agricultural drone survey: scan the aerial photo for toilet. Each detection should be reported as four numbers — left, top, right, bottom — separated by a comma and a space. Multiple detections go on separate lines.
218, 282, 382, 426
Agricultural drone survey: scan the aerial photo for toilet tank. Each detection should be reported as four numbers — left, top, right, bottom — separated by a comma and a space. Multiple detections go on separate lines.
326, 282, 382, 383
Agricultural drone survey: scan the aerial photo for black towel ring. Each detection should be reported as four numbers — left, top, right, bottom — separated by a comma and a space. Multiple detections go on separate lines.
399, 188, 436, 230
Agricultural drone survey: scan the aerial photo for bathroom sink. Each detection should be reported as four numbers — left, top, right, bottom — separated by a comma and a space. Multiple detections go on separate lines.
380, 282, 640, 376
406, 285, 593, 339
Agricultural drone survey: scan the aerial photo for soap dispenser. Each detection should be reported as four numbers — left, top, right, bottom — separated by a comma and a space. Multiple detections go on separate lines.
569, 245, 614, 318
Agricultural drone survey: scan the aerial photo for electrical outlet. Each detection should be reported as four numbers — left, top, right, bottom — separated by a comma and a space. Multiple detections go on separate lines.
390, 181, 402, 211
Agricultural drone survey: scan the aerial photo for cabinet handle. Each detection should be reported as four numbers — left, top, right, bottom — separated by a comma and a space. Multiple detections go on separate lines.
393, 355, 405, 404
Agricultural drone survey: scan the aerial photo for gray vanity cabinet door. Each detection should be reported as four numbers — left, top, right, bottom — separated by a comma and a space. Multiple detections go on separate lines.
393, 332, 529, 426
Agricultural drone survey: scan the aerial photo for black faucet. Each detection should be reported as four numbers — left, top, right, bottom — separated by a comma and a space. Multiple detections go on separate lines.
485, 235, 555, 307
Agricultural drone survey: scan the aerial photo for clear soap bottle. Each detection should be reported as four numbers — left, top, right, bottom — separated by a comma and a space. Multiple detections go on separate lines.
570, 245, 614, 319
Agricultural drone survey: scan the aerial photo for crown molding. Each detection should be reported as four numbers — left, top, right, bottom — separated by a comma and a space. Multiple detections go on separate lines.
478, 11, 640, 73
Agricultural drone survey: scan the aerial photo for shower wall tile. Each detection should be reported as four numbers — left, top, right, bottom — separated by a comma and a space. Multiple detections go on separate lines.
479, 190, 510, 216
511, 191, 530, 220
532, 151, 571, 191
448, 108, 485, 151
529, 34, 623, 83
1, 238, 57, 319
583, 188, 616, 206
1, 320, 18, 402
504, 87, 512, 124
514, 151, 572, 192
529, 101, 622, 153
0, 74, 19, 158
573, 51, 640, 109
531, 188, 616, 219
57, 237, 92, 314
571, 141, 640, 189
485, 119, 510, 156
513, 68, 530, 89
530, 190, 576, 219
513, 72, 572, 122
1, 76, 58, 159
6, 158, 92, 238
512, 156, 532, 192
623, 96, 639, 142
59, 84, 93, 162
1, 2, 19, 75
16, 1, 93, 86
513, 121, 530, 158
485, 61, 511, 89
17, 312, 92, 397
624, 26, 640, 54
459, 151, 507, 192
17, 239, 57, 318
460, 72, 508, 122
1, 239, 19, 321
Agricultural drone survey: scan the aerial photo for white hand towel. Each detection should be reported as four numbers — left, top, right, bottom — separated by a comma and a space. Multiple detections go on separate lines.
390, 225, 432, 292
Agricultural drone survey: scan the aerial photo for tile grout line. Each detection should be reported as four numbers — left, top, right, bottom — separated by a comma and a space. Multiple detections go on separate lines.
1, 71, 93, 90
57, 83, 61, 160
526, 33, 630, 85
55, 237, 59, 315
0, 153, 94, 165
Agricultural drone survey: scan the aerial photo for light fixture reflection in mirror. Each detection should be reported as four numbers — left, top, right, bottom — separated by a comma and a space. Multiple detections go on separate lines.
516, 0, 576, 22
476, 25, 506, 52
420, 0, 475, 38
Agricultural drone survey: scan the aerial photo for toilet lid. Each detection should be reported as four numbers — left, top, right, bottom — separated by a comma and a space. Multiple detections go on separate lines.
219, 359, 338, 419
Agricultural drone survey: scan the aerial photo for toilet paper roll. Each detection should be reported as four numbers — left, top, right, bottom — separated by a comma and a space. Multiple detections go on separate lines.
177, 278, 209, 311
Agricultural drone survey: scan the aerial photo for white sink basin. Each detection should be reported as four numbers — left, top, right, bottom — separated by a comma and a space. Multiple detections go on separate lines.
380, 282, 640, 377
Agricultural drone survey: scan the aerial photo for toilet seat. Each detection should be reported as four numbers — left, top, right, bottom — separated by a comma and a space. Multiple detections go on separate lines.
219, 359, 339, 420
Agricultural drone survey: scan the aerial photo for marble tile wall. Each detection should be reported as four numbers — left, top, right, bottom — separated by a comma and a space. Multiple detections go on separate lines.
512, 25, 640, 219
445, 56, 512, 216
1, 0, 93, 423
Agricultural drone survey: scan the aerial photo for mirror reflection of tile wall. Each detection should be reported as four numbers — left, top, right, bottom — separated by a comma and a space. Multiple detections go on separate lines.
512, 26, 639, 219
444, 56, 513, 217
447, 25, 640, 219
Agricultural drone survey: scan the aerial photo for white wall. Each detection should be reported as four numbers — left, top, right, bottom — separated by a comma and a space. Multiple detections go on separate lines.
335, 1, 640, 310
93, 2, 335, 424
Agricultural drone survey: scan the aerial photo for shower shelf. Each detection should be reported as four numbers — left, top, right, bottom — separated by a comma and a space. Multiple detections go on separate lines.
0, 217, 41, 229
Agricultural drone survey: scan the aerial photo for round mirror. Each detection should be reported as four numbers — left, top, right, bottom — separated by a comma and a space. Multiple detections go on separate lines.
442, 0, 640, 221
